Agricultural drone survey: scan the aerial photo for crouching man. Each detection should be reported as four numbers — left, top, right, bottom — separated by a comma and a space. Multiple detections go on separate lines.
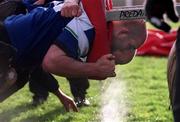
0, 1, 116, 112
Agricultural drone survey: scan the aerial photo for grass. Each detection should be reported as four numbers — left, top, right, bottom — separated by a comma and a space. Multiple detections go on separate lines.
119, 57, 173, 122
0, 22, 178, 122
0, 56, 173, 122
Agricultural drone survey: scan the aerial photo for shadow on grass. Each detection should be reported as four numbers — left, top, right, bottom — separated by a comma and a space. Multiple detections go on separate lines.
0, 103, 34, 122
0, 102, 71, 122
20, 107, 71, 122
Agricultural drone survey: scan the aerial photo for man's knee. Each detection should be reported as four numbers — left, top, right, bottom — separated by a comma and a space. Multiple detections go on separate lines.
42, 53, 55, 73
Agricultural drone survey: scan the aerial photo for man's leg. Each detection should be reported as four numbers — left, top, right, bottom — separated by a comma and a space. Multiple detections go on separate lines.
29, 67, 49, 106
29, 67, 78, 111
67, 78, 90, 107
0, 69, 29, 102
173, 28, 180, 122
30, 67, 59, 94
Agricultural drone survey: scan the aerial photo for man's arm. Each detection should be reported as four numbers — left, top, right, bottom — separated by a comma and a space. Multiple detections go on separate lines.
42, 44, 116, 80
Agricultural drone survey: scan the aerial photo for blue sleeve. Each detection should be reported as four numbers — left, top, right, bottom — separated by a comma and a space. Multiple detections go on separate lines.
4, 7, 72, 66
55, 28, 79, 59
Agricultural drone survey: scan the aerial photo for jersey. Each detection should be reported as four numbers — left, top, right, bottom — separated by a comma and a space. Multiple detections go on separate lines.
23, 0, 95, 61
4, 2, 94, 69
54, 3, 94, 61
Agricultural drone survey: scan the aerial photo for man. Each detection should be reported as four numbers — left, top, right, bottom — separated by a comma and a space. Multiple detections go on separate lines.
1, 0, 113, 105
145, 0, 179, 121
0, 0, 91, 107
0, 18, 146, 113
1, 1, 114, 79
0, 46, 78, 112
22, 0, 91, 107
0, 0, 147, 110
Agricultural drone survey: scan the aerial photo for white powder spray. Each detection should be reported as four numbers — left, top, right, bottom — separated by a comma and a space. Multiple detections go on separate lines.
100, 78, 128, 122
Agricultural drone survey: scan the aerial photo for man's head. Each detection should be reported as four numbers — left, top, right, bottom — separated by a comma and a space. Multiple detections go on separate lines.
111, 20, 147, 64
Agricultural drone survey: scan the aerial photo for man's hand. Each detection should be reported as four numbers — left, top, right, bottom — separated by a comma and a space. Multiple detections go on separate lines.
58, 89, 78, 112
94, 54, 116, 80
145, 0, 179, 32
43, 45, 115, 80
61, 0, 82, 17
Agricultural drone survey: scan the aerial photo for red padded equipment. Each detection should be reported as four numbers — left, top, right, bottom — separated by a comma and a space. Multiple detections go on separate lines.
82, 0, 113, 62
137, 29, 177, 56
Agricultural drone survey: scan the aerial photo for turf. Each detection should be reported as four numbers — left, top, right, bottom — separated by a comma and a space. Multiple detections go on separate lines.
0, 21, 178, 122
119, 57, 173, 122
0, 56, 173, 122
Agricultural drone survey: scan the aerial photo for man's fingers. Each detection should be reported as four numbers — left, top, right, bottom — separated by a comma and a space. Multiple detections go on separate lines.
95, 54, 116, 80
61, 2, 81, 17
71, 6, 81, 17
111, 72, 116, 77
77, 8, 82, 17
71, 102, 78, 112
106, 71, 116, 78
62, 7, 71, 17
65, 105, 70, 112
103, 54, 115, 60
61, 9, 66, 17
67, 103, 78, 112
110, 59, 115, 65
72, 8, 82, 17
72, 9, 77, 16
64, 101, 78, 112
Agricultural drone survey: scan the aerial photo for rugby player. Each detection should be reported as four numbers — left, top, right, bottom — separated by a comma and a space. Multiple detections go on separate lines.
145, 0, 179, 121
0, 0, 147, 111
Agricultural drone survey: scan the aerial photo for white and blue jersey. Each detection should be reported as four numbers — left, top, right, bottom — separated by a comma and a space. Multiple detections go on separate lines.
23, 0, 95, 60
54, 3, 94, 61
4, 2, 95, 68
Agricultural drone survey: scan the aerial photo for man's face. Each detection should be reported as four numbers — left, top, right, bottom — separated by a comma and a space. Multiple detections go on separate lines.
111, 20, 147, 64
112, 49, 136, 64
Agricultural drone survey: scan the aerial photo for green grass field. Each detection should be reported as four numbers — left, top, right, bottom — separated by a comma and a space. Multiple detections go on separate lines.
0, 57, 174, 122
0, 22, 178, 122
